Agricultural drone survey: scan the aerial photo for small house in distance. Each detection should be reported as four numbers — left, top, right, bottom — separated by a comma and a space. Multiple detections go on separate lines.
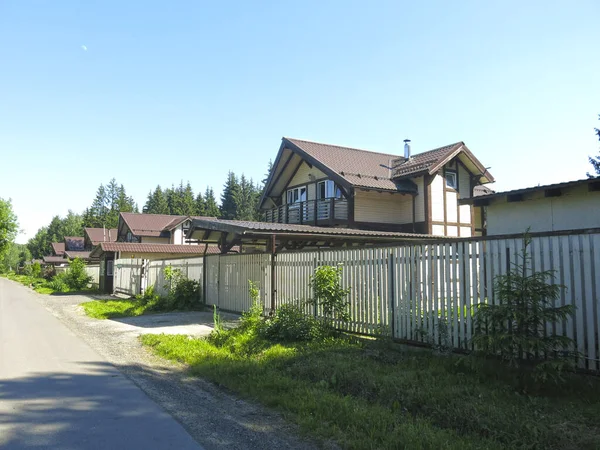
460, 177, 600, 235
260, 137, 494, 237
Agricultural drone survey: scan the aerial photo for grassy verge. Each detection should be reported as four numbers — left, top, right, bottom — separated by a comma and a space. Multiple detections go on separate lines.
82, 298, 154, 319
1, 272, 98, 295
141, 330, 600, 450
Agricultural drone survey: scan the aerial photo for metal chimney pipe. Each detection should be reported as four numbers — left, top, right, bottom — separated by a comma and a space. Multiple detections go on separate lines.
403, 139, 411, 159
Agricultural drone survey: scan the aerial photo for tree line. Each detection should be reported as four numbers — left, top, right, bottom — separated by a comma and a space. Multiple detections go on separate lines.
24, 165, 270, 259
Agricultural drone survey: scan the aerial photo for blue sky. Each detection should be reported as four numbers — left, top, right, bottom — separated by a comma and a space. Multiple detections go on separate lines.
1, 1, 599, 244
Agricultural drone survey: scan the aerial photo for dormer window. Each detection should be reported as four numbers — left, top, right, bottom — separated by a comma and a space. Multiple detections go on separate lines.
182, 221, 190, 237
445, 171, 457, 190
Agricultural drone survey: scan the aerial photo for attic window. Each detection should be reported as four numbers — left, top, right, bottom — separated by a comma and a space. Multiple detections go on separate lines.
445, 171, 457, 189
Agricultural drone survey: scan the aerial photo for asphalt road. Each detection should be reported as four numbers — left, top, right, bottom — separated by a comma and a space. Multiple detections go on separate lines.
0, 278, 203, 450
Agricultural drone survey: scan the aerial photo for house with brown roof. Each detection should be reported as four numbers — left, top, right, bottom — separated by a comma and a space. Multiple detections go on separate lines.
117, 213, 213, 245
84, 227, 118, 249
260, 137, 494, 237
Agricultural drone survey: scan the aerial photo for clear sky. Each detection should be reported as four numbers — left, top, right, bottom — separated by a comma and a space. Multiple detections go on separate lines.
1, 1, 599, 244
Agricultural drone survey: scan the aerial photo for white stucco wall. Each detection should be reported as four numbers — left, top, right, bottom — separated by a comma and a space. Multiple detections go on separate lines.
486, 185, 600, 235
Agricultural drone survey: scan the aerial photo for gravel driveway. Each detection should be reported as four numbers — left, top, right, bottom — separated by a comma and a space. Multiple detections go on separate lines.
31, 289, 320, 450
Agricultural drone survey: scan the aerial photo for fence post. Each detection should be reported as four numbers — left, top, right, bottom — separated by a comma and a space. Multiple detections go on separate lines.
388, 252, 396, 339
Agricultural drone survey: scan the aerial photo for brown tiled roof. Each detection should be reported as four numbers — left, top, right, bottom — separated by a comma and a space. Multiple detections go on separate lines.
64, 251, 92, 260
51, 242, 65, 256
64, 236, 85, 251
121, 213, 214, 237
391, 142, 464, 178
285, 138, 493, 189
90, 242, 228, 258
85, 228, 118, 245
43, 256, 68, 264
190, 218, 443, 239
286, 138, 400, 191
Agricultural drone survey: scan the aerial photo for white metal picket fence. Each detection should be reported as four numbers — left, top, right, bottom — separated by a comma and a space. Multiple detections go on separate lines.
147, 257, 204, 297
111, 231, 599, 371
205, 253, 271, 312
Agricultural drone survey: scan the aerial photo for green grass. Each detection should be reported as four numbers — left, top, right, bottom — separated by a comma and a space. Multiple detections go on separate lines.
81, 298, 150, 319
1, 272, 98, 295
141, 332, 600, 450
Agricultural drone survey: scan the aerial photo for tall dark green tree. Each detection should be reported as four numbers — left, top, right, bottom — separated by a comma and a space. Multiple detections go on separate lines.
179, 181, 196, 216
588, 115, 600, 177
220, 172, 241, 220
144, 185, 170, 214
27, 210, 83, 259
235, 175, 260, 221
204, 187, 220, 217
83, 179, 137, 228
195, 191, 205, 216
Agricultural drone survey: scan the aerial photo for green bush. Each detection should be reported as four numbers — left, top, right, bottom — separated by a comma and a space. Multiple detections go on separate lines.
309, 265, 351, 326
262, 304, 327, 342
63, 258, 92, 290
164, 266, 202, 309
42, 265, 56, 280
48, 273, 69, 292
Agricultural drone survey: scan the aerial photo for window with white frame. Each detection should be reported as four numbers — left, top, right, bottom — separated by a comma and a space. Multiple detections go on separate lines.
286, 186, 307, 204
445, 171, 457, 190
317, 180, 342, 200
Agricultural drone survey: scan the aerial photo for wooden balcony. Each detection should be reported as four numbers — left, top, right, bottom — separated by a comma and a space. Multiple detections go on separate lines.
263, 198, 349, 226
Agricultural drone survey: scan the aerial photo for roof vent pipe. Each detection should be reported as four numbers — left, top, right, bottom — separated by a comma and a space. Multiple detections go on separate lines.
403, 139, 411, 160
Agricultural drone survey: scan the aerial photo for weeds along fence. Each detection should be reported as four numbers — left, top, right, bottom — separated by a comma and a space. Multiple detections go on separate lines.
147, 257, 204, 297
111, 230, 599, 371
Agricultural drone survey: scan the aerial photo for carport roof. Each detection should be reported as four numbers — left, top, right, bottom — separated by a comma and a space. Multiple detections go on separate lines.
89, 242, 225, 259
187, 218, 444, 253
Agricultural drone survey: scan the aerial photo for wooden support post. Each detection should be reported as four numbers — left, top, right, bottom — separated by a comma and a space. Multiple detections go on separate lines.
270, 234, 277, 313
329, 198, 334, 224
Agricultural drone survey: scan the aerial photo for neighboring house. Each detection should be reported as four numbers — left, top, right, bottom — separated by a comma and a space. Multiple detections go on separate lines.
460, 177, 600, 235
51, 242, 65, 257
117, 213, 213, 245
42, 256, 69, 267
84, 227, 118, 250
260, 137, 494, 237
90, 242, 230, 294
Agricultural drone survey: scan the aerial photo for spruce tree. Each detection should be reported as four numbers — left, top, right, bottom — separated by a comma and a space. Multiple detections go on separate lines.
220, 172, 241, 220
195, 191, 205, 216
179, 182, 196, 216
204, 187, 220, 217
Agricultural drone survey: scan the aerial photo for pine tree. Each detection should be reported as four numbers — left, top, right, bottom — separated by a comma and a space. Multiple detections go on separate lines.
179, 182, 196, 216
235, 175, 260, 221
195, 191, 205, 216
82, 179, 136, 228
204, 187, 220, 217
220, 172, 241, 220
145, 186, 169, 214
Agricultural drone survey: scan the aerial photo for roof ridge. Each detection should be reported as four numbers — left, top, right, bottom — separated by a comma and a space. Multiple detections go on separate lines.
285, 137, 398, 158
286, 137, 464, 159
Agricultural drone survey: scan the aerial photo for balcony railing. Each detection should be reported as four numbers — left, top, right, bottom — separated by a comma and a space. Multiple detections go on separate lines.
263, 198, 348, 225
